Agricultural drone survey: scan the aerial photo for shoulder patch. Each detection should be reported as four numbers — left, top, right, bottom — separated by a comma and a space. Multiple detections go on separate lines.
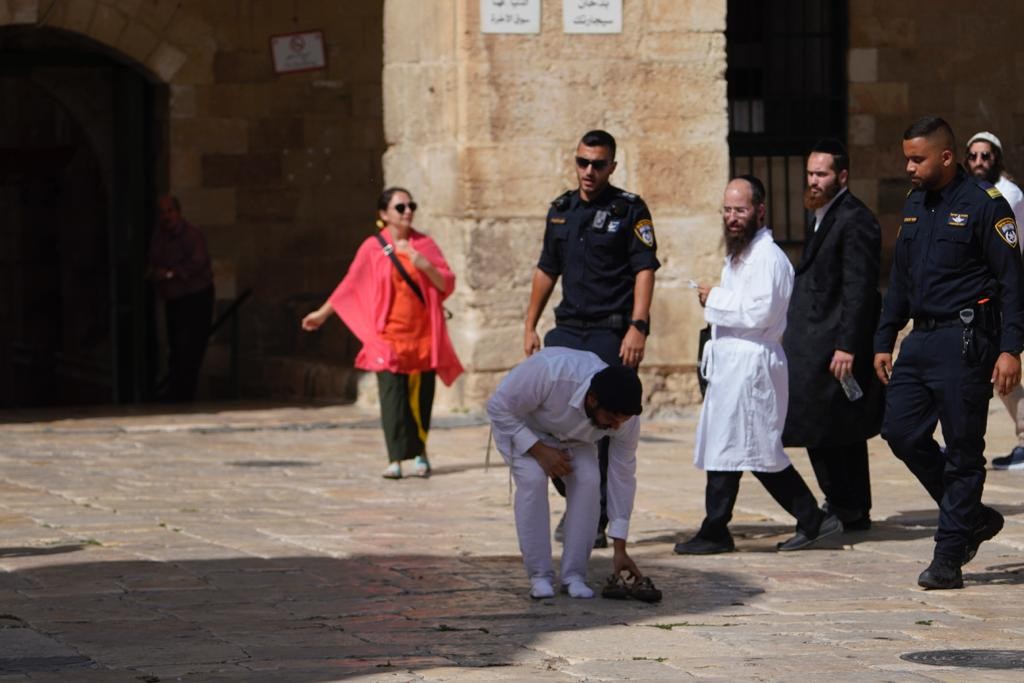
903, 216, 918, 223
996, 217, 1018, 248
550, 190, 573, 210
987, 187, 1003, 199
634, 219, 655, 248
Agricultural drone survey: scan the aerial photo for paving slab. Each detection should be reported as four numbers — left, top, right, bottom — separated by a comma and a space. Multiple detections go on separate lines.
1, 401, 1024, 680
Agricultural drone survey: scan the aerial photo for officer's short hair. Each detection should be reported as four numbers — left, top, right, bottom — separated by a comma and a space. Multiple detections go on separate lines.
903, 116, 956, 150
579, 130, 616, 160
810, 138, 849, 174
734, 174, 766, 206
377, 186, 413, 211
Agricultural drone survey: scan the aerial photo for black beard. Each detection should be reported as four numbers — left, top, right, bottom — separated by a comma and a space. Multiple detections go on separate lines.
724, 215, 759, 259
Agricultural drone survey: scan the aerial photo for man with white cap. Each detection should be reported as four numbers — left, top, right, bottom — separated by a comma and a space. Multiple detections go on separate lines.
965, 131, 1024, 470
487, 347, 644, 599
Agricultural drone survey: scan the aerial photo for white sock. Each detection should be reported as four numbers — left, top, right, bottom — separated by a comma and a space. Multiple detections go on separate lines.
564, 579, 594, 599
530, 578, 554, 599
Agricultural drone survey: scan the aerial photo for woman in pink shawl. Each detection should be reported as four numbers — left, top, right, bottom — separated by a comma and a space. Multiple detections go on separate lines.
302, 188, 463, 479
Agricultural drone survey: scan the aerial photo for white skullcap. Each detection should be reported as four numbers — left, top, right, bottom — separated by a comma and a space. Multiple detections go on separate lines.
967, 131, 1003, 152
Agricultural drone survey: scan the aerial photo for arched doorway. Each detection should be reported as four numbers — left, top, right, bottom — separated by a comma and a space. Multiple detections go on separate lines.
0, 26, 167, 407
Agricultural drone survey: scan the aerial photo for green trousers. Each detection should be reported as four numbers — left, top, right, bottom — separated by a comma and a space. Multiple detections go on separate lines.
377, 370, 435, 462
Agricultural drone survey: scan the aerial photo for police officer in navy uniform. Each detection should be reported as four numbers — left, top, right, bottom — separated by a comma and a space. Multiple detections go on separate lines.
524, 129, 659, 547
874, 116, 1024, 590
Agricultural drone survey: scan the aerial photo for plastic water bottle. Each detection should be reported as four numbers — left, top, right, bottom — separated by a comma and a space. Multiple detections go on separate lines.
839, 374, 864, 401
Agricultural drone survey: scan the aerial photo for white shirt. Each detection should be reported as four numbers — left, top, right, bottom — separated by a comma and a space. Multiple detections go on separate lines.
486, 347, 640, 539
813, 187, 847, 232
996, 175, 1024, 253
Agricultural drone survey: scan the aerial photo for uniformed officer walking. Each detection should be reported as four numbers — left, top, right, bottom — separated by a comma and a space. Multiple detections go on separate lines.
523, 129, 659, 547
874, 116, 1024, 590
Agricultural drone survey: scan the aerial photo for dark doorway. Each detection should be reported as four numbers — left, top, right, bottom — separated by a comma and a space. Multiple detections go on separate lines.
726, 0, 848, 247
0, 27, 166, 408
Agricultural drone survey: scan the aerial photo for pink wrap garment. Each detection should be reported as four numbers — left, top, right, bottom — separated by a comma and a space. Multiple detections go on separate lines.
328, 228, 464, 386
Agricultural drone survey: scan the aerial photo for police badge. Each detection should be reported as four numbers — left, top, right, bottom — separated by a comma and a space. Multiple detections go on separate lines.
996, 217, 1019, 248
634, 219, 655, 247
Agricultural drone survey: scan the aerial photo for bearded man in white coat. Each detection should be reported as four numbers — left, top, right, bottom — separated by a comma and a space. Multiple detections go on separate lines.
674, 175, 843, 555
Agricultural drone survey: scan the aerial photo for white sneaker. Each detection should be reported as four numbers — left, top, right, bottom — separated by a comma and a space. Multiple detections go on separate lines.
530, 578, 554, 599
382, 462, 402, 479
412, 455, 431, 477
563, 579, 594, 599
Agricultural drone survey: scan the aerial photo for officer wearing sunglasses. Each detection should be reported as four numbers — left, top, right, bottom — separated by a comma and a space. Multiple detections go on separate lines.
523, 129, 659, 549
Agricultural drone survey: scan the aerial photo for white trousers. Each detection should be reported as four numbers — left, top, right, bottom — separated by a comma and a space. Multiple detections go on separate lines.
1000, 384, 1024, 448
506, 443, 600, 585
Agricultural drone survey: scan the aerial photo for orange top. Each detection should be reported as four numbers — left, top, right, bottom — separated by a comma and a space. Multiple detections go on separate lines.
380, 253, 432, 373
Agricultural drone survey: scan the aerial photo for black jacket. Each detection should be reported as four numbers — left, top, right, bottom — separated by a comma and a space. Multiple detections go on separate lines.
782, 190, 884, 447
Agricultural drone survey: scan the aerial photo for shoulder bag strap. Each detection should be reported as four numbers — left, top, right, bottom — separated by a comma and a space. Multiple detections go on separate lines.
374, 233, 426, 305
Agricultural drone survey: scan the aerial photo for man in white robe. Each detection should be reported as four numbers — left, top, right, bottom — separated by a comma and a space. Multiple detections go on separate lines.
487, 347, 644, 599
674, 175, 843, 555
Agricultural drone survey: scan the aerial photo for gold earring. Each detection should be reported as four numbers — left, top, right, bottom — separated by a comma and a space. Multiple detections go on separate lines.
376, 219, 385, 229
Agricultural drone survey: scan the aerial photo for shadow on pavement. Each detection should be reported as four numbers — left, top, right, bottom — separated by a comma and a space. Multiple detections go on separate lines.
0, 551, 763, 681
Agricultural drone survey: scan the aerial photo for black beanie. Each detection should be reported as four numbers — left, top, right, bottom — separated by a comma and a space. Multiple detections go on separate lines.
589, 365, 643, 416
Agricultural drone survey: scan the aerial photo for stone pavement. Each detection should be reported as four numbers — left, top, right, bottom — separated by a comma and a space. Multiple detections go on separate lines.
1, 401, 1024, 682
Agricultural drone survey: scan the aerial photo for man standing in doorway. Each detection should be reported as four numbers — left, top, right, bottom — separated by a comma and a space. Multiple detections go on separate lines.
782, 139, 882, 531
523, 130, 659, 548
147, 195, 214, 402
963, 131, 1024, 471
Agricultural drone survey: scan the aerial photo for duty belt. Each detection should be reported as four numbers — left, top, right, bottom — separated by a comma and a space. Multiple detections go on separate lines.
912, 315, 961, 331
556, 313, 628, 331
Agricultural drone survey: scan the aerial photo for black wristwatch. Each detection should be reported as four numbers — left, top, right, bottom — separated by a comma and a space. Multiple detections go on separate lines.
630, 319, 649, 336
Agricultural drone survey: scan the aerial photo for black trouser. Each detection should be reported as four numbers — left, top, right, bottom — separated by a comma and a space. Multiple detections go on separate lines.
696, 467, 824, 542
881, 326, 995, 563
808, 441, 872, 520
377, 370, 435, 463
165, 285, 214, 402
544, 323, 625, 533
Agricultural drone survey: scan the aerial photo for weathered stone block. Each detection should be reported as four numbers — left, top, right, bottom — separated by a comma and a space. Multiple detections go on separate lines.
848, 48, 878, 83
170, 117, 248, 154
9, 0, 36, 23
849, 82, 909, 115
251, 117, 304, 151
88, 3, 126, 47
236, 186, 299, 223
116, 20, 159, 65
48, 0, 93, 33
175, 187, 236, 227
147, 41, 189, 83
214, 50, 273, 84
202, 153, 282, 188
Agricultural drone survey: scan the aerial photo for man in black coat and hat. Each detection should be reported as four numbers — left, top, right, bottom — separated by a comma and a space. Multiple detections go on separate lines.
782, 138, 883, 531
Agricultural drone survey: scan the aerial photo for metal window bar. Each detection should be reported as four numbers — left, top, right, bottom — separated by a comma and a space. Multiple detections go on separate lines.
725, 0, 848, 246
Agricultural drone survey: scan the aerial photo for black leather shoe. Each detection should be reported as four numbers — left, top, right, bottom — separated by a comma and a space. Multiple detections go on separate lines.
918, 559, 963, 590
821, 502, 871, 531
963, 506, 1004, 566
673, 535, 735, 555
777, 514, 843, 551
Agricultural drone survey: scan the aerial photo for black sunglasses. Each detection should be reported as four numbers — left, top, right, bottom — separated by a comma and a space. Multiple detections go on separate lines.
575, 156, 611, 171
967, 152, 992, 161
393, 202, 418, 213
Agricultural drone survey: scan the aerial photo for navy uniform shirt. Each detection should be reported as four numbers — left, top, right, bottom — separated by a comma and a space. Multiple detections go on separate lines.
538, 184, 660, 321
874, 167, 1024, 355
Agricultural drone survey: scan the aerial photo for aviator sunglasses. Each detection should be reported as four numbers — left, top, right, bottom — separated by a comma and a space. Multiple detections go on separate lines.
393, 202, 418, 213
967, 152, 992, 161
575, 156, 611, 171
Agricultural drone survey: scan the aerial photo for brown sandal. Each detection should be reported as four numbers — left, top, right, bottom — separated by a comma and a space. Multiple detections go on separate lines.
601, 573, 630, 600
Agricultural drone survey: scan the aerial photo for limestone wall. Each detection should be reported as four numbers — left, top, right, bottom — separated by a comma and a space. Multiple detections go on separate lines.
0, 0, 386, 401
849, 0, 1024, 277
383, 0, 730, 412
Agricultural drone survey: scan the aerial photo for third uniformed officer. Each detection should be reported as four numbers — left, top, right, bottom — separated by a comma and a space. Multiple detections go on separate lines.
524, 129, 659, 548
874, 116, 1024, 590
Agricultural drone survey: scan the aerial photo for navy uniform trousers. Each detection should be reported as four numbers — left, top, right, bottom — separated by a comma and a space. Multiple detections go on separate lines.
544, 325, 624, 534
882, 325, 996, 563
